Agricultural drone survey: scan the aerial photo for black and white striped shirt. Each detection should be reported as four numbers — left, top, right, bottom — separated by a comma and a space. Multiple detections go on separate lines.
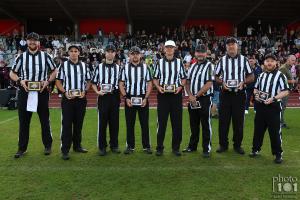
188, 60, 214, 96
215, 54, 253, 82
153, 57, 187, 87
57, 60, 91, 91
119, 63, 152, 96
91, 63, 120, 89
11, 50, 56, 81
255, 70, 289, 97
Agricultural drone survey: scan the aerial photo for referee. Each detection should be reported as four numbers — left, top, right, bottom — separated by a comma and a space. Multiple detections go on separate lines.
183, 44, 214, 158
215, 37, 254, 155
153, 40, 187, 156
91, 44, 121, 156
56, 44, 91, 160
249, 54, 289, 164
119, 46, 153, 155
9, 32, 57, 158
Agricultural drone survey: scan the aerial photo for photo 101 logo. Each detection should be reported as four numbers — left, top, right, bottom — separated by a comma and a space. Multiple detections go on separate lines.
272, 174, 298, 199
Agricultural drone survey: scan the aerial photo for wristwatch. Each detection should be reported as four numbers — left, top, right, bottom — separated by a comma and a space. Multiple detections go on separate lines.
16, 79, 21, 86
273, 97, 277, 102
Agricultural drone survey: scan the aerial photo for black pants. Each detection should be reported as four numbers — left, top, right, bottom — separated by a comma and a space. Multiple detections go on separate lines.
156, 92, 182, 151
187, 96, 212, 153
219, 90, 246, 149
97, 90, 120, 150
125, 96, 150, 149
17, 87, 52, 151
61, 96, 87, 154
252, 102, 283, 155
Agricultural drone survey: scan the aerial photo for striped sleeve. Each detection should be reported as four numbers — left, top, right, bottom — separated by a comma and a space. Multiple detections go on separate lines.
119, 65, 126, 82
146, 66, 152, 82
179, 60, 187, 79
278, 73, 289, 91
215, 60, 222, 76
11, 54, 22, 73
244, 57, 253, 75
187, 64, 193, 80
206, 63, 214, 81
91, 65, 99, 84
254, 73, 261, 89
153, 61, 160, 79
56, 64, 64, 80
45, 53, 56, 70
85, 63, 91, 80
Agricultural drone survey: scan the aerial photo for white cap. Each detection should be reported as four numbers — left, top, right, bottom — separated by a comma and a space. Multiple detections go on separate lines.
164, 40, 176, 47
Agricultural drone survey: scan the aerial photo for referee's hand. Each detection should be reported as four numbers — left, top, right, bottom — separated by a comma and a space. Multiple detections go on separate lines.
126, 99, 132, 107
97, 90, 106, 96
64, 92, 74, 100
237, 81, 245, 90
20, 80, 29, 92
79, 91, 86, 98
264, 98, 273, 105
40, 81, 49, 93
222, 82, 229, 91
157, 86, 164, 94
174, 86, 183, 94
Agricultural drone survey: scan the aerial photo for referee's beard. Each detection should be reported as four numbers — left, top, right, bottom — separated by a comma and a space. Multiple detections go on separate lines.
28, 45, 38, 52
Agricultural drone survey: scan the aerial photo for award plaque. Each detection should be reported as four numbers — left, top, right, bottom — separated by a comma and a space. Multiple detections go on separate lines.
258, 91, 269, 102
27, 81, 41, 91
101, 84, 112, 93
163, 84, 176, 93
69, 89, 82, 97
190, 101, 201, 109
226, 79, 239, 88
131, 97, 143, 106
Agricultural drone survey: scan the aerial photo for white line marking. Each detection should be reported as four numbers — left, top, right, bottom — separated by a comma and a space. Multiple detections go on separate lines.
0, 116, 17, 125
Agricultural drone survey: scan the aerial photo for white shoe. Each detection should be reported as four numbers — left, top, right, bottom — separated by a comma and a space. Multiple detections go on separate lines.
245, 110, 249, 114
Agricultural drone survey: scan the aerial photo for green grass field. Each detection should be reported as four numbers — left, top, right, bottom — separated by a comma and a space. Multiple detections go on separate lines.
0, 108, 299, 200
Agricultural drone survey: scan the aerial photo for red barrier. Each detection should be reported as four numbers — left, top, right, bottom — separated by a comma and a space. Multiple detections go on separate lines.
0, 19, 22, 35
79, 19, 127, 35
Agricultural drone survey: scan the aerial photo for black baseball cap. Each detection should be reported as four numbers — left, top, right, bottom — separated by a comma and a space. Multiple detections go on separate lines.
226, 37, 238, 44
68, 44, 80, 51
195, 44, 207, 53
264, 53, 277, 61
130, 46, 141, 54
27, 32, 39, 41
105, 44, 116, 52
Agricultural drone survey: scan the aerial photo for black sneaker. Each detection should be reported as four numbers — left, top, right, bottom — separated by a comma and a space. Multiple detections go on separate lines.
155, 150, 163, 156
44, 147, 52, 155
172, 150, 181, 156
123, 148, 134, 155
216, 146, 228, 153
274, 154, 283, 164
234, 147, 245, 155
14, 150, 26, 158
73, 147, 88, 153
202, 152, 210, 158
143, 148, 153, 154
111, 148, 121, 154
182, 148, 196, 153
99, 149, 107, 156
61, 153, 70, 160
281, 124, 289, 129
249, 151, 260, 158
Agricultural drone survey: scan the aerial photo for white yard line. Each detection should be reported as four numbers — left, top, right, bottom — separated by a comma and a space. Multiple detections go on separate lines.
0, 116, 18, 125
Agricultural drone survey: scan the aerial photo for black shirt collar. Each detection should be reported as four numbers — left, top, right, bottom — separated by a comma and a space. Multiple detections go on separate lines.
68, 59, 80, 65
130, 62, 142, 67
196, 59, 207, 65
27, 49, 39, 56
226, 53, 239, 59
164, 56, 176, 62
